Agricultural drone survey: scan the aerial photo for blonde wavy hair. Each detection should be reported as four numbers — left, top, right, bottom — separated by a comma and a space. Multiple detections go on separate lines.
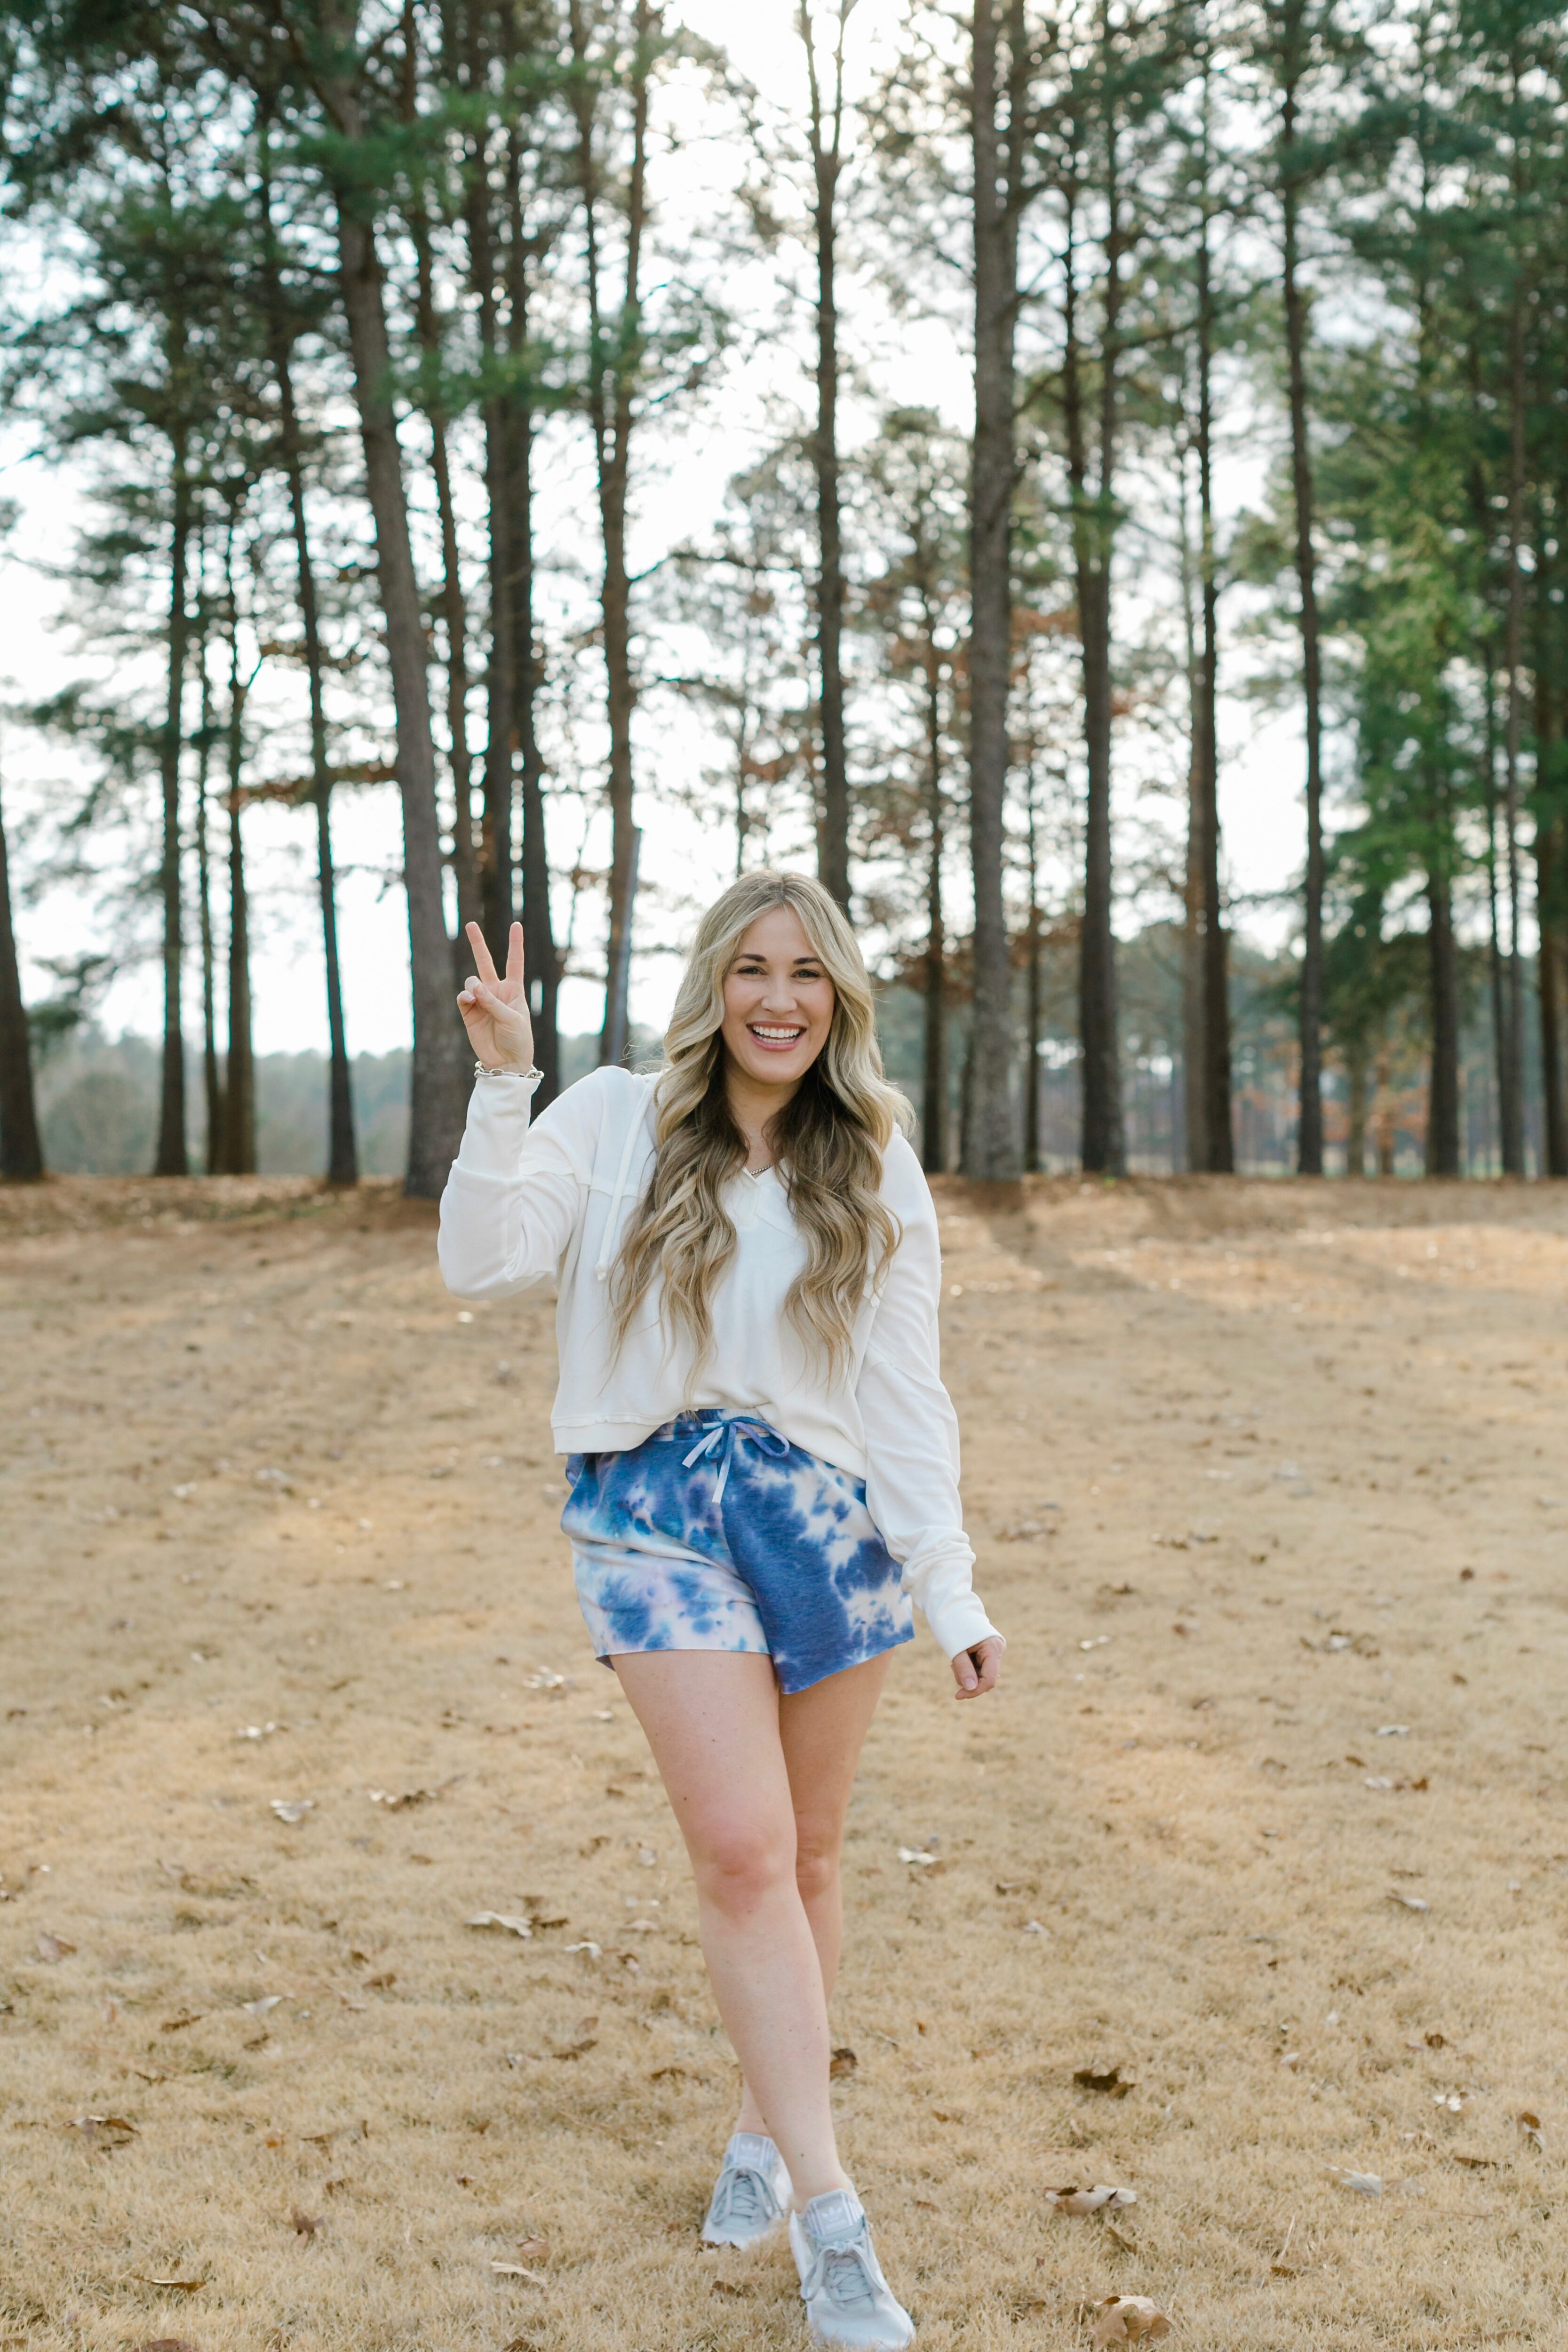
612, 870, 913, 1383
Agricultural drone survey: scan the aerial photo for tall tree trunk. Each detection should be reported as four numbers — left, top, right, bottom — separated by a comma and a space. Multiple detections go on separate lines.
1425, 862, 1460, 1176
1191, 146, 1232, 1172
1074, 77, 1126, 1178
1536, 613, 1567, 1175
259, 126, 357, 1184
1484, 674, 1508, 1171
1345, 1048, 1368, 1177
571, 0, 656, 1066
288, 488, 356, 1186
194, 627, 223, 1173
1500, 276, 1528, 1175
1024, 775, 1043, 1172
404, 1, 478, 942
964, 0, 1025, 1181
221, 800, 254, 1173
220, 517, 255, 1176
1281, 10, 1325, 1176
921, 597, 947, 1172
154, 437, 192, 1176
331, 187, 467, 1195
1178, 439, 1204, 1175
803, 0, 852, 910
1539, 813, 1567, 1176
502, 80, 560, 1106
0, 770, 44, 1182
463, 11, 516, 970
417, 274, 478, 945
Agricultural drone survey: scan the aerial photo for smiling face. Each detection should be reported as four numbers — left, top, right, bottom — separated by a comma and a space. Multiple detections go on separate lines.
717, 904, 837, 1098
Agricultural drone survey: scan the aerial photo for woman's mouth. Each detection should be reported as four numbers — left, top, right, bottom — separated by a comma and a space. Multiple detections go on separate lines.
748, 1023, 806, 1052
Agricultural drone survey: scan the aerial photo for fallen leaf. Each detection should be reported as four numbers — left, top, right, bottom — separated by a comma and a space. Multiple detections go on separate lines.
466, 1913, 533, 1938
133, 2279, 206, 2293
37, 1932, 76, 1963
1328, 2168, 1383, 2197
159, 2015, 204, 2033
368, 1787, 438, 1810
829, 2046, 858, 2079
489, 2262, 546, 2283
73, 2115, 138, 2143
897, 1846, 938, 1867
290, 2208, 322, 2237
1090, 2294, 1170, 2345
516, 2238, 549, 2262
1388, 1891, 1430, 1912
563, 1940, 601, 1959
1044, 2185, 1137, 2216
269, 1800, 313, 1826
1518, 2109, 1544, 2150
241, 1995, 283, 2017
1074, 2066, 1133, 2098
1375, 1724, 1410, 1738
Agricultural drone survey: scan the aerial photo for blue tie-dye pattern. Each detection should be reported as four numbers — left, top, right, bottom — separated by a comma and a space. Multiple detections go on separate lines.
562, 1412, 914, 1695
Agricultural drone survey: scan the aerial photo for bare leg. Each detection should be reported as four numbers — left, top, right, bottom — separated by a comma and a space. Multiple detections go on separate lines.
611, 1649, 854, 2206
733, 1650, 892, 2136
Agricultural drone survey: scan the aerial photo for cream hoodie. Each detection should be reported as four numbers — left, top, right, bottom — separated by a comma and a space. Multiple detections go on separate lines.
437, 1066, 1001, 1663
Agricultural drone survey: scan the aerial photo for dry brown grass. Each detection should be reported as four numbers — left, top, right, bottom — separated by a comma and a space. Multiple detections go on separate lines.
1, 1169, 1565, 2352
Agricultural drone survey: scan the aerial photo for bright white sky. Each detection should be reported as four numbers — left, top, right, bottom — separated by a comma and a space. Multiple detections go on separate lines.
0, 0, 1310, 1060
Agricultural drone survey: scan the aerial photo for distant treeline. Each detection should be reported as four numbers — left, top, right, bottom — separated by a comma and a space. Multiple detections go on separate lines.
38, 931, 1542, 1182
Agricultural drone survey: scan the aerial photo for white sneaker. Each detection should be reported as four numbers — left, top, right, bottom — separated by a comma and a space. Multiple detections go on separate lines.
788, 2188, 915, 2349
701, 2131, 791, 2247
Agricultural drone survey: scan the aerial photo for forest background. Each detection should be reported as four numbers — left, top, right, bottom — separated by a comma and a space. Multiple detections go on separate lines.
0, 0, 1566, 1195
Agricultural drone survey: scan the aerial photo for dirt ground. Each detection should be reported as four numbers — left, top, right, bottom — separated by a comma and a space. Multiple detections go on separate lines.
1, 1169, 1565, 2352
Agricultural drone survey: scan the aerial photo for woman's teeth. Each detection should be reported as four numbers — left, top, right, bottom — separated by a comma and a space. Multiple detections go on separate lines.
749, 1025, 804, 1044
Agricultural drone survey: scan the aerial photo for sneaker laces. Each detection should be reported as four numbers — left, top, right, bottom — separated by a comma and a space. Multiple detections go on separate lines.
803, 2228, 881, 2314
709, 2162, 777, 2233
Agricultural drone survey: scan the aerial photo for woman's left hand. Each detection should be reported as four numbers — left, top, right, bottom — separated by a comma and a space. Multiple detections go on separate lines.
951, 1636, 1004, 1701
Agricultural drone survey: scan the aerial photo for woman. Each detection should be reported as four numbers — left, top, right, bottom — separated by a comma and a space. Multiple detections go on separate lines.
438, 871, 1003, 2351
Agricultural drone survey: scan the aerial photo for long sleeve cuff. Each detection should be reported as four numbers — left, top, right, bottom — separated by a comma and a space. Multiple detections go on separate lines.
900, 1533, 1005, 1662
450, 1069, 541, 1180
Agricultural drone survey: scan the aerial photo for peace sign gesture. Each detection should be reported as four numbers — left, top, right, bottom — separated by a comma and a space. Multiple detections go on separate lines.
456, 921, 535, 1074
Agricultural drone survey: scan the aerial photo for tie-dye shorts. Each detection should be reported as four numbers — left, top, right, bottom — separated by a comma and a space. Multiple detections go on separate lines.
561, 1410, 914, 1695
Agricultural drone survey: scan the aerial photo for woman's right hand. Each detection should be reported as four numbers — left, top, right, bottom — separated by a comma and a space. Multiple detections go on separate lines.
457, 920, 535, 1073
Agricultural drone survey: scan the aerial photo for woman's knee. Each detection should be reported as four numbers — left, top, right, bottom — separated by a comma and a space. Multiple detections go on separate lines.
793, 1816, 843, 1903
689, 1814, 796, 1910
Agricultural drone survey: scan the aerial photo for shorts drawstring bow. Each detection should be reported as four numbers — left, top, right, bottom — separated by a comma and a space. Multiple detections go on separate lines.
676, 1411, 791, 1506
